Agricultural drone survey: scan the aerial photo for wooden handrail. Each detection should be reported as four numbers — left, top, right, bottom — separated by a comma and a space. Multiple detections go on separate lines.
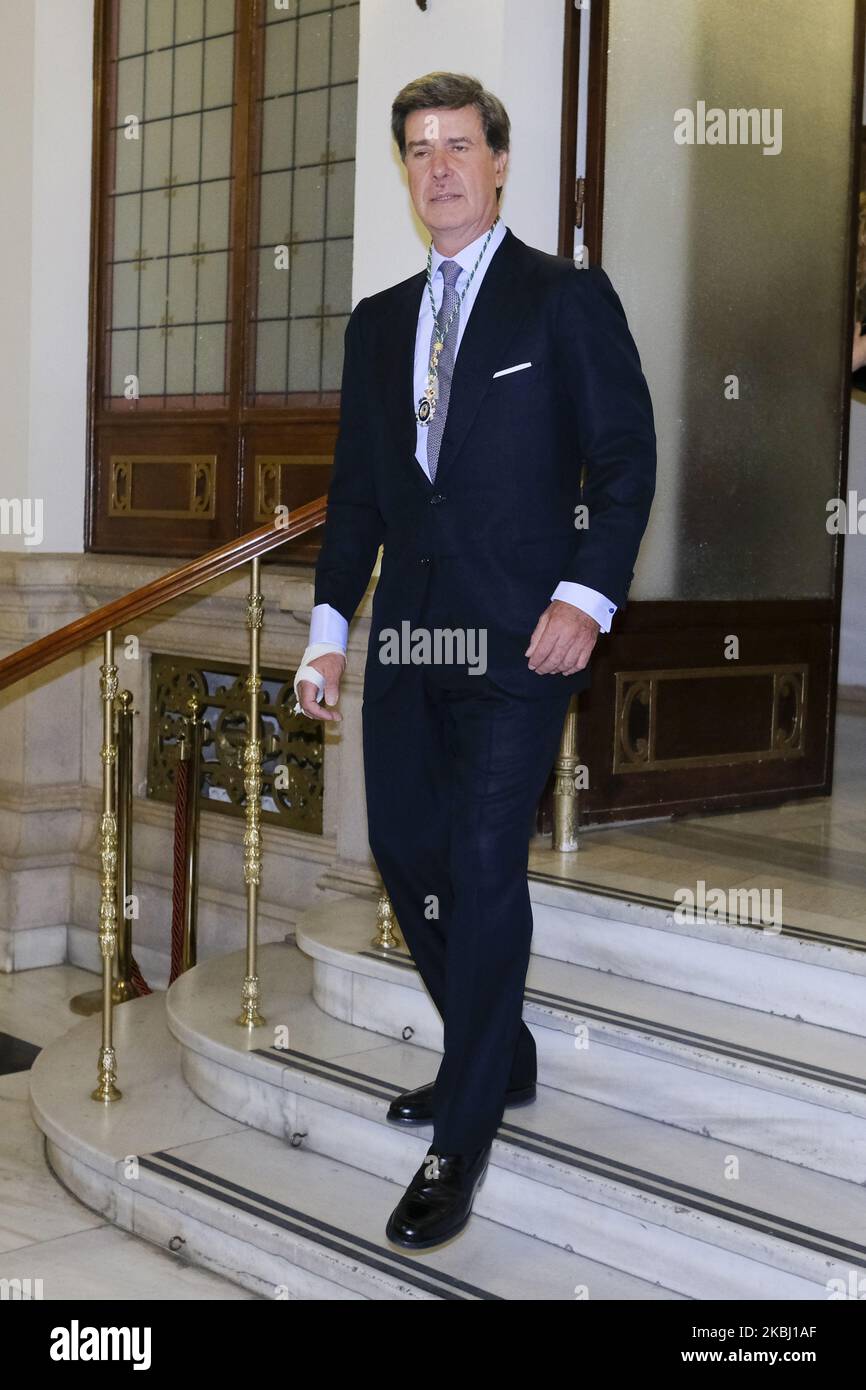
0, 496, 327, 692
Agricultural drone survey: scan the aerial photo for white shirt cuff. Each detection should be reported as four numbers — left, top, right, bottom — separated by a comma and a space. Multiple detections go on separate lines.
551, 581, 617, 633
309, 602, 349, 649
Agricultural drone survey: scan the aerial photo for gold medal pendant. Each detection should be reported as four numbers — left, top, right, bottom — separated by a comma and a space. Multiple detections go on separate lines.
416, 218, 500, 429
417, 368, 438, 425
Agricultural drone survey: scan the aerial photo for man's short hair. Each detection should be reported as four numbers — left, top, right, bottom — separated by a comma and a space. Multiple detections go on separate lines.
391, 73, 510, 201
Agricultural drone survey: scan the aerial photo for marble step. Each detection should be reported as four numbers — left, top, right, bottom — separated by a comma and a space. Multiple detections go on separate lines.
166, 944, 866, 1299
297, 898, 866, 1182
28, 994, 682, 1301
527, 876, 866, 1033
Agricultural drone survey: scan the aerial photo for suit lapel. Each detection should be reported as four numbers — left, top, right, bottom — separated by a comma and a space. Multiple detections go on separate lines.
370, 229, 540, 492
432, 230, 540, 486
374, 269, 432, 491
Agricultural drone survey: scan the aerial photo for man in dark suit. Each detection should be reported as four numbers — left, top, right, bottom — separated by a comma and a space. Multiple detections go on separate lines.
295, 72, 656, 1250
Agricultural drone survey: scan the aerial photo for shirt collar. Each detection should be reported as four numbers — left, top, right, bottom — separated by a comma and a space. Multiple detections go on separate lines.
430, 217, 507, 281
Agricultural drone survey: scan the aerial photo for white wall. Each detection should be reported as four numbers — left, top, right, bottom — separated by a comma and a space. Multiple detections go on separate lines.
27, 0, 93, 553
352, 0, 565, 300
0, 1, 35, 543
0, 0, 92, 555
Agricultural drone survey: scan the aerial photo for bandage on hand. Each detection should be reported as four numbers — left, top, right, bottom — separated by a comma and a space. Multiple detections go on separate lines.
293, 643, 346, 717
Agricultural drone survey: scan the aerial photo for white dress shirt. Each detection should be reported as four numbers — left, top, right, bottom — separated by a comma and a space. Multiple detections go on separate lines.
306, 221, 617, 655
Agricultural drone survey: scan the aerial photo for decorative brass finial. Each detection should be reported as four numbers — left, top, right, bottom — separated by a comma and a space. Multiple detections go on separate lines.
371, 889, 403, 953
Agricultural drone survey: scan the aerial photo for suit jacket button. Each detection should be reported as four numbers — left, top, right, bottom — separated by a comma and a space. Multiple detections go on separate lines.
420, 556, 431, 565
430, 493, 445, 505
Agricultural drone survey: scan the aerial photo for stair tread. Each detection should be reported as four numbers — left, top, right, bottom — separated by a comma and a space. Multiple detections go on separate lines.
167, 944, 866, 1271
30, 995, 680, 1301
527, 871, 866, 957
525, 953, 866, 1086
299, 898, 866, 1092
148, 1128, 678, 1300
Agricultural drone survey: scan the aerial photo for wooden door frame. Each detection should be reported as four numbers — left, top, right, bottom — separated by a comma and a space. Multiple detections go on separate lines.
85, 0, 344, 560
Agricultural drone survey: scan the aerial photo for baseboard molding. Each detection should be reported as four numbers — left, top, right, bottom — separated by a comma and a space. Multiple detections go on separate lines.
0, 923, 68, 972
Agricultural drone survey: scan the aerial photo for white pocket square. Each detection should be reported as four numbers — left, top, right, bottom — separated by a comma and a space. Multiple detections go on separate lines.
492, 361, 532, 378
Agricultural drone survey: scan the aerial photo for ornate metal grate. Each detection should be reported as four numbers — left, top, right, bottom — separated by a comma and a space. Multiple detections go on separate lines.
146, 653, 323, 832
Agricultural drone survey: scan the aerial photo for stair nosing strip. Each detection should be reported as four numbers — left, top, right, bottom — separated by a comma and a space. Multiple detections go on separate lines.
141, 1153, 502, 1300
528, 873, 866, 954
497, 1129, 866, 1268
308, 950, 866, 1096
254, 1048, 401, 1099
234, 1050, 866, 1265
359, 948, 415, 970
523, 987, 866, 1094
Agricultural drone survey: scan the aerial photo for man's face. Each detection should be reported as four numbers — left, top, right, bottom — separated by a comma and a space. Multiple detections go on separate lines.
403, 104, 507, 246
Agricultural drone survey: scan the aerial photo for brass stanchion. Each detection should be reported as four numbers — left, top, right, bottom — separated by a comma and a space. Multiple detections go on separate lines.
370, 889, 403, 953
182, 695, 203, 973
113, 690, 137, 1002
552, 694, 580, 853
91, 630, 122, 1102
72, 688, 147, 1015
237, 558, 265, 1028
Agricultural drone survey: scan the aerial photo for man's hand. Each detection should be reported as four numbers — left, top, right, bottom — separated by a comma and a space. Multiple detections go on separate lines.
525, 600, 600, 676
296, 652, 346, 721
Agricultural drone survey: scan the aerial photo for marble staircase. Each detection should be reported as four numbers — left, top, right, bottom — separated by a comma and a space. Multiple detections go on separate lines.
28, 880, 866, 1301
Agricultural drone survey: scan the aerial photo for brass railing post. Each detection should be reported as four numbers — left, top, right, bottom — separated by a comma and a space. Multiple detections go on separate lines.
182, 695, 203, 973
113, 690, 137, 1002
552, 694, 580, 853
92, 630, 122, 1102
237, 558, 265, 1028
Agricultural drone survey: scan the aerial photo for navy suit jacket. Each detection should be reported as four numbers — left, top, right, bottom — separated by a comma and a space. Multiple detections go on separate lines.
314, 228, 657, 702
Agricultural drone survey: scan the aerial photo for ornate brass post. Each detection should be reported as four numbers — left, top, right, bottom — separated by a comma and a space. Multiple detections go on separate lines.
182, 695, 203, 972
113, 690, 137, 1002
552, 694, 580, 853
237, 558, 265, 1027
370, 888, 403, 953
71, 688, 134, 1016
92, 630, 122, 1102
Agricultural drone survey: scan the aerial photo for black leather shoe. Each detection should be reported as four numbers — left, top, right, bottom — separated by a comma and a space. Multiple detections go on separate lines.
385, 1143, 492, 1249
386, 1079, 536, 1126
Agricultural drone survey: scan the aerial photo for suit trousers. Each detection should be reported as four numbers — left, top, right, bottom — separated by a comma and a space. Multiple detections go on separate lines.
361, 650, 573, 1155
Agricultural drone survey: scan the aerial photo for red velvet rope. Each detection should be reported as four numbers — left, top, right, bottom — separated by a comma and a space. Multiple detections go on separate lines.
129, 954, 151, 997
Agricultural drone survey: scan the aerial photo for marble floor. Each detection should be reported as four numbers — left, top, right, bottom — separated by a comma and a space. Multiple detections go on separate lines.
0, 963, 256, 1300
530, 707, 866, 947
